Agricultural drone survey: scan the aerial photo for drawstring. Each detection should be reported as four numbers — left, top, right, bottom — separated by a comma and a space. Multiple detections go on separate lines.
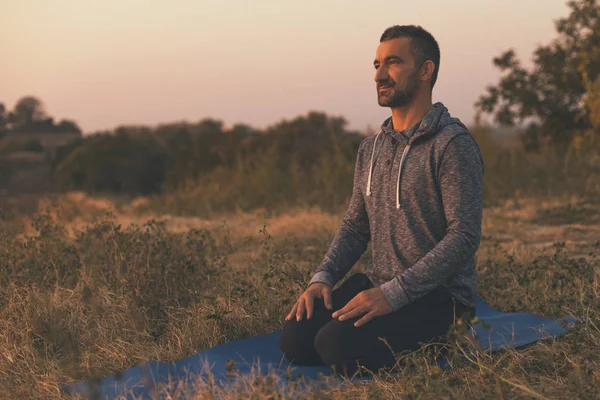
366, 131, 381, 197
366, 132, 412, 210
396, 144, 411, 209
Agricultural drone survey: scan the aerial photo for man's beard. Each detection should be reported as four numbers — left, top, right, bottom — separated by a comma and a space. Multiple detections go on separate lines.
377, 72, 419, 108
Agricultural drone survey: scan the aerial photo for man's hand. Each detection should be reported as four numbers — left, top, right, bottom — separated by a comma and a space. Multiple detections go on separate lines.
331, 287, 393, 327
285, 282, 332, 322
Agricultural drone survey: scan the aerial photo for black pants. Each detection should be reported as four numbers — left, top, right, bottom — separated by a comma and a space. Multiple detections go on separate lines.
279, 273, 475, 377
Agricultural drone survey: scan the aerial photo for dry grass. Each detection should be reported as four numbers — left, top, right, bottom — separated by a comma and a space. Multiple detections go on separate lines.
0, 192, 598, 399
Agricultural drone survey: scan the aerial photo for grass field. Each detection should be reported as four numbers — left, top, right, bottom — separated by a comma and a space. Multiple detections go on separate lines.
0, 191, 598, 399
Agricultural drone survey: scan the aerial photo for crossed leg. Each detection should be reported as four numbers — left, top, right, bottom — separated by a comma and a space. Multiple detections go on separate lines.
279, 273, 474, 377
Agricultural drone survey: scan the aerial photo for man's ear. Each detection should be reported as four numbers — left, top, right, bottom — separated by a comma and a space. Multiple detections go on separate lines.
421, 60, 435, 82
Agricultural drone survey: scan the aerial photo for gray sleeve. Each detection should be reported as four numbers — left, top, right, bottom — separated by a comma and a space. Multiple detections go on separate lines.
308, 140, 371, 288
379, 133, 484, 310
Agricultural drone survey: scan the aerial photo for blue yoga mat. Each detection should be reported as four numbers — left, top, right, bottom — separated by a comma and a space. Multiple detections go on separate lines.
63, 296, 578, 399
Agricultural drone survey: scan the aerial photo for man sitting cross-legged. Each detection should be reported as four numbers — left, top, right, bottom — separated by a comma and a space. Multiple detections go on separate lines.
279, 24, 484, 377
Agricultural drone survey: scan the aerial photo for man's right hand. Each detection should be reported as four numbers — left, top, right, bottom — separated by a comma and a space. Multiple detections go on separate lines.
285, 282, 333, 321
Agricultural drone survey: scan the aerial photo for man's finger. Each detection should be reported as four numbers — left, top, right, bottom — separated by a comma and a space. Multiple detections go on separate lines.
286, 302, 298, 320
296, 298, 306, 321
354, 311, 377, 327
306, 293, 314, 320
332, 296, 358, 318
322, 288, 333, 310
331, 304, 348, 319
337, 306, 368, 321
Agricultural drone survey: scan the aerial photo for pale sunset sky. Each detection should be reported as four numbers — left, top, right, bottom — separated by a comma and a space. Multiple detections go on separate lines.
1, 0, 571, 134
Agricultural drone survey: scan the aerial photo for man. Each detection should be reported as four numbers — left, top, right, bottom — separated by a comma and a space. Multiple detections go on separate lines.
279, 25, 484, 377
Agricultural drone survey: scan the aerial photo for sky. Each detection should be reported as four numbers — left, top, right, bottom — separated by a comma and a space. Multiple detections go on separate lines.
1, 0, 571, 135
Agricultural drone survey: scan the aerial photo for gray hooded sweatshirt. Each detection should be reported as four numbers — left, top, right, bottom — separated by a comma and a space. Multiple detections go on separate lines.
308, 102, 484, 311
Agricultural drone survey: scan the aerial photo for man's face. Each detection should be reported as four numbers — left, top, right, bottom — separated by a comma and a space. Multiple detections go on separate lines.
374, 37, 421, 108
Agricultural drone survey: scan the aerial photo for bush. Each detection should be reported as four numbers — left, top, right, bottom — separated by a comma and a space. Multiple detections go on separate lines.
21, 139, 44, 152
53, 132, 170, 195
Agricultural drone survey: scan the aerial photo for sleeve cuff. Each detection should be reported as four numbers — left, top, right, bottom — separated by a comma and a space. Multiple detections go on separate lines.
379, 277, 411, 311
308, 271, 335, 288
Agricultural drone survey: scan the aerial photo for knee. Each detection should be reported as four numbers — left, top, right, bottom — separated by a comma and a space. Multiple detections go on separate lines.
279, 323, 300, 360
279, 322, 319, 366
314, 325, 346, 368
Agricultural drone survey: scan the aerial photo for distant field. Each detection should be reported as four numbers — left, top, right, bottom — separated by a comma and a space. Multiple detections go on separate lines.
0, 192, 597, 399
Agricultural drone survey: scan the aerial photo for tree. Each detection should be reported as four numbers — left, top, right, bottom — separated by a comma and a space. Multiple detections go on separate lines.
475, 0, 600, 151
22, 139, 44, 152
580, 26, 600, 130
56, 119, 82, 133
11, 96, 46, 127
0, 103, 6, 133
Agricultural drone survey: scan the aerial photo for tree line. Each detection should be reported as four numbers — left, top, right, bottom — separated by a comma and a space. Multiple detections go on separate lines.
0, 96, 80, 135
52, 113, 363, 214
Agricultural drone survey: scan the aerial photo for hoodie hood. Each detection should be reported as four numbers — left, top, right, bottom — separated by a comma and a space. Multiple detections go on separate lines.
366, 102, 467, 209
380, 102, 459, 144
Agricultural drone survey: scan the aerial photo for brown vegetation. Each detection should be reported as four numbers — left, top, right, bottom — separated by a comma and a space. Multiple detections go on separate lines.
0, 187, 598, 399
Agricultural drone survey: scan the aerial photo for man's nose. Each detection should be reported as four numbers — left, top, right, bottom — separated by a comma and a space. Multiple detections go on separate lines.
374, 66, 388, 83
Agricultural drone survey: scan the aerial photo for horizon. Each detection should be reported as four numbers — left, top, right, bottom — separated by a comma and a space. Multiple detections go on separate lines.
1, 0, 571, 135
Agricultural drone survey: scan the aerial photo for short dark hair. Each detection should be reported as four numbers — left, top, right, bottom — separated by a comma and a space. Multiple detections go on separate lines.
380, 25, 440, 90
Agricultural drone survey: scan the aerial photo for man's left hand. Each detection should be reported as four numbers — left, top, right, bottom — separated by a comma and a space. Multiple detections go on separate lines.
331, 287, 393, 327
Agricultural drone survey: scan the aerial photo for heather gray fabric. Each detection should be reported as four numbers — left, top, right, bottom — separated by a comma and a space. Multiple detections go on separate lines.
308, 102, 484, 310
